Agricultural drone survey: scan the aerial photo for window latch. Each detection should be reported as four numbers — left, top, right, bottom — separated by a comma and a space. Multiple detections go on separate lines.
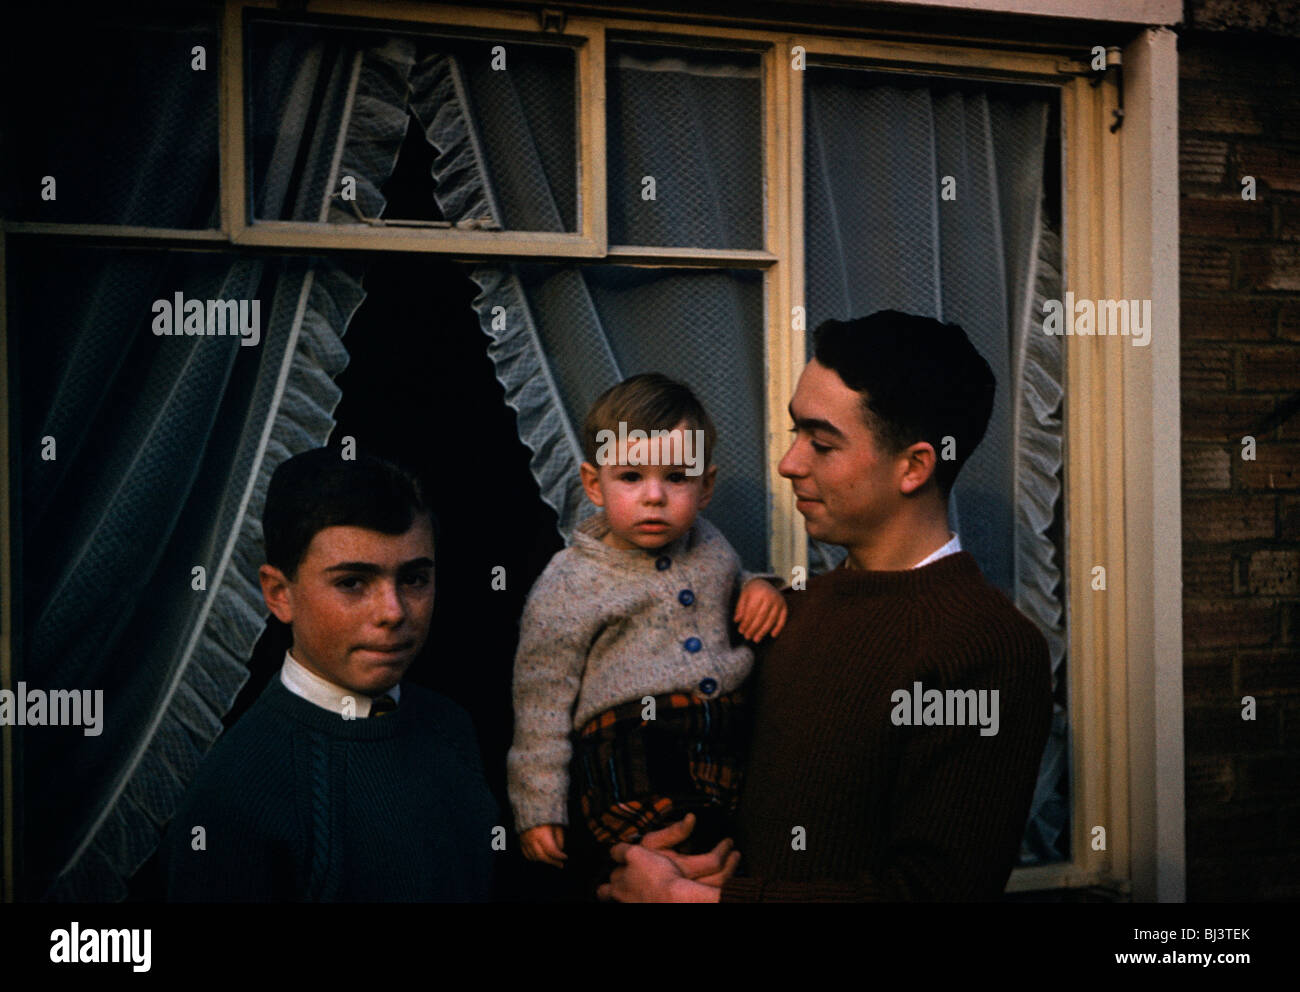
1088, 46, 1125, 133
538, 8, 567, 33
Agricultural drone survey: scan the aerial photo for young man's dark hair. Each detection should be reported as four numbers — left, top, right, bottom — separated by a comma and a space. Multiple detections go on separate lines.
263, 447, 436, 578
812, 310, 996, 497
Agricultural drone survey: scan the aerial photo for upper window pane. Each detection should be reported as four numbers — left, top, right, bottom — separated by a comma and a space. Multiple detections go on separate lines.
247, 19, 577, 231
606, 43, 763, 249
0, 12, 219, 228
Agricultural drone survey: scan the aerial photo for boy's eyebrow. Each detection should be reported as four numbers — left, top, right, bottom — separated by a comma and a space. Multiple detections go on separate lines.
324, 557, 435, 574
787, 402, 846, 440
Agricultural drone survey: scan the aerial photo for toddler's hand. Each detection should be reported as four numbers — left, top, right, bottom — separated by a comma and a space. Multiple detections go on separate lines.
520, 824, 567, 868
734, 579, 788, 642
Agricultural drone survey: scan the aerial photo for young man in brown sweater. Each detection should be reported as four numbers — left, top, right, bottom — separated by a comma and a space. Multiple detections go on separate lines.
600, 310, 1054, 902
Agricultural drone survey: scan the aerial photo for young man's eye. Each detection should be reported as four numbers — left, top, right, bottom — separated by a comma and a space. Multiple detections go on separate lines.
402, 571, 432, 588
789, 424, 830, 453
335, 576, 364, 591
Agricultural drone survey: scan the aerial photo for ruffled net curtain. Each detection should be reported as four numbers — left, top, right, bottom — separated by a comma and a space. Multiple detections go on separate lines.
27, 33, 415, 900
803, 71, 1068, 862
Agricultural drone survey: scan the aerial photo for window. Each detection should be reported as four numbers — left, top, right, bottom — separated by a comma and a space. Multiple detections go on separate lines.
2, 0, 1178, 901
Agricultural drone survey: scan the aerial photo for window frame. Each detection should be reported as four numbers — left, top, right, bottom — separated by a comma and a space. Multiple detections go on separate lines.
0, 0, 1183, 902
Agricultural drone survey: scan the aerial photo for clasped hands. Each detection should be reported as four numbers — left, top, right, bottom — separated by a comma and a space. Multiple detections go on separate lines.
596, 813, 741, 903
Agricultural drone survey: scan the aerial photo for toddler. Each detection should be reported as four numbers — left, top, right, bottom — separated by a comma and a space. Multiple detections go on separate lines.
507, 373, 786, 872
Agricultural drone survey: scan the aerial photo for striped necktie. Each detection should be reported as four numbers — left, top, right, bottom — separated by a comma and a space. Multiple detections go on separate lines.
370, 694, 397, 717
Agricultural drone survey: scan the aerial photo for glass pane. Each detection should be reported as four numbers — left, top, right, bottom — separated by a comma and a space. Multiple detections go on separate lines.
0, 13, 219, 227
247, 19, 577, 231
606, 43, 763, 249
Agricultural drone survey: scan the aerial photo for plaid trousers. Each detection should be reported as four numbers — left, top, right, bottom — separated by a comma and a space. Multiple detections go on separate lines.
571, 689, 748, 853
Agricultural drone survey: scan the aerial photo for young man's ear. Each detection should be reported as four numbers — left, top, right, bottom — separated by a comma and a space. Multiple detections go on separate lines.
898, 441, 938, 496
579, 461, 605, 507
696, 463, 719, 510
259, 564, 295, 624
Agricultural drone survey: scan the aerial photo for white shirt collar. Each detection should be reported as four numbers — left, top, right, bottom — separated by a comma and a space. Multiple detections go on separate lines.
279, 650, 400, 718
911, 533, 962, 569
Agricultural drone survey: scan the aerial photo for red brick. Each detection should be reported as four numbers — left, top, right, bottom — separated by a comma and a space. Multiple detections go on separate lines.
1240, 345, 1300, 390
1181, 242, 1234, 293
1281, 304, 1300, 341
1182, 297, 1275, 341
1185, 702, 1275, 754
1237, 142, 1300, 193
1182, 345, 1233, 392
1186, 805, 1281, 855
1239, 649, 1300, 694
1240, 444, 1300, 491
1182, 548, 1237, 598
1239, 753, 1300, 801
1247, 549, 1300, 595
1184, 651, 1236, 700
1284, 602, 1300, 645
1256, 856, 1300, 901
1281, 805, 1300, 843
1180, 137, 1230, 189
1179, 35, 1300, 88
1239, 244, 1300, 291
1187, 857, 1258, 901
1283, 497, 1300, 539
1181, 394, 1273, 441
1183, 495, 1276, 542
1182, 82, 1265, 136
1279, 202, 1300, 242
1183, 444, 1232, 490
1280, 697, 1300, 737
1184, 601, 1276, 650
1185, 755, 1237, 806
1181, 196, 1272, 239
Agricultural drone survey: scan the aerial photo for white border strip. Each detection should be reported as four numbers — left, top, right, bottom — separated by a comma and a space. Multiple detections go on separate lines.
859, 0, 1181, 25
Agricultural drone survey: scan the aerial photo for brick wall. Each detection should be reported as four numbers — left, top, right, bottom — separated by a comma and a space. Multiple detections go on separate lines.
1180, 27, 1300, 901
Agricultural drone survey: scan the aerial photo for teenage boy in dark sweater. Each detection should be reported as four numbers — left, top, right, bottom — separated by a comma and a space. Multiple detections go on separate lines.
601, 310, 1054, 902
161, 449, 497, 901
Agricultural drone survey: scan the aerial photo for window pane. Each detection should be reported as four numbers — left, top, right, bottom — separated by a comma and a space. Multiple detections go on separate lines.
0, 12, 219, 227
606, 43, 763, 249
247, 19, 577, 231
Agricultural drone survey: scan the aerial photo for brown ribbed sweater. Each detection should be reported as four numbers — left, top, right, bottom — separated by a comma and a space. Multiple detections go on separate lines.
721, 552, 1052, 902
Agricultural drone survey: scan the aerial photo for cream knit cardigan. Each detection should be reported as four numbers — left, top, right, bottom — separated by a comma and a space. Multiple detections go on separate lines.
507, 511, 764, 832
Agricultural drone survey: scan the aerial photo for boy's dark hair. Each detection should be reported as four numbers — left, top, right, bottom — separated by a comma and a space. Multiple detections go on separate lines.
263, 447, 434, 579
812, 310, 996, 498
582, 373, 717, 468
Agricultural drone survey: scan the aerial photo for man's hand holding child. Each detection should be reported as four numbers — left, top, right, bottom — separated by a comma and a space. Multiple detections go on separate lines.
597, 813, 740, 902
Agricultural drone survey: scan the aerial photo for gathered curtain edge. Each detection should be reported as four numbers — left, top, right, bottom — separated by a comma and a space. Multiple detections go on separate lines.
44, 38, 416, 900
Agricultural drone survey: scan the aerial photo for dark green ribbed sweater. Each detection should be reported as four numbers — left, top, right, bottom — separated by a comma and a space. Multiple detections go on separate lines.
161, 677, 498, 902
721, 552, 1052, 902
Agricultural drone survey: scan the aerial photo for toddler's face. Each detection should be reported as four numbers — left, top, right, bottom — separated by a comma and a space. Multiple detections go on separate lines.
580, 423, 716, 552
